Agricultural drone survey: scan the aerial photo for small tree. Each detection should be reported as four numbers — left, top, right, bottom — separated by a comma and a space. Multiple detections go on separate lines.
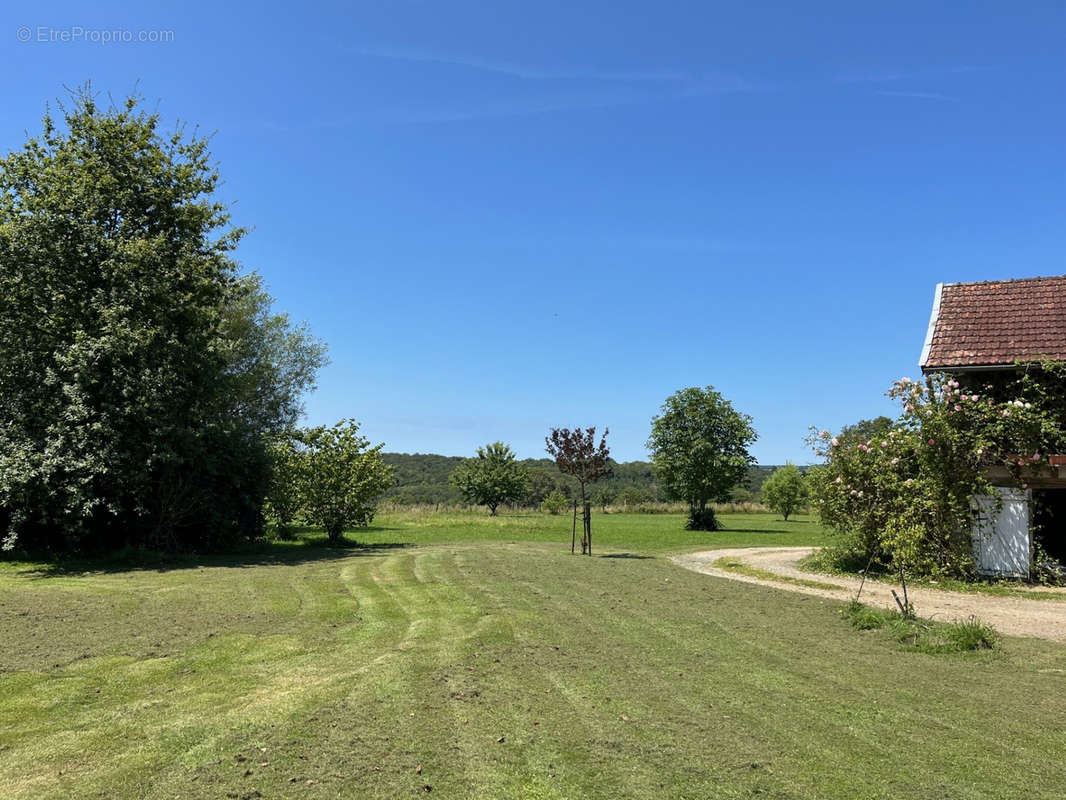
450, 442, 528, 515
266, 433, 306, 537
761, 462, 808, 521
541, 490, 568, 515
647, 386, 757, 531
299, 420, 394, 543
545, 427, 612, 554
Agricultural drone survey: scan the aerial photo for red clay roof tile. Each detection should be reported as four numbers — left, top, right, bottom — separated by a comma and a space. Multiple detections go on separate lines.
920, 276, 1066, 370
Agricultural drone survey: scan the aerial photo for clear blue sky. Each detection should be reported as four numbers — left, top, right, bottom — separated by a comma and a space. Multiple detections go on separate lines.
3, 2, 1064, 464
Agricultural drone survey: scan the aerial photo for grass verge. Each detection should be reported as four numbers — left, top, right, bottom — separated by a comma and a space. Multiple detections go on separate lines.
712, 556, 845, 591
840, 599, 998, 654
799, 550, 1066, 601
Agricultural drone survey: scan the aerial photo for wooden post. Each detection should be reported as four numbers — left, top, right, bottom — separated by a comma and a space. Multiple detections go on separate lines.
585, 501, 592, 555
571, 499, 578, 554
855, 553, 875, 602
891, 589, 907, 616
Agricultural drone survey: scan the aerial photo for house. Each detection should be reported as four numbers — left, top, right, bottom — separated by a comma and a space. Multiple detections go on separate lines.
920, 275, 1066, 578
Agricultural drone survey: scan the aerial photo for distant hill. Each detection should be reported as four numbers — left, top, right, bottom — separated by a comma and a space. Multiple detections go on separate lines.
381, 452, 806, 506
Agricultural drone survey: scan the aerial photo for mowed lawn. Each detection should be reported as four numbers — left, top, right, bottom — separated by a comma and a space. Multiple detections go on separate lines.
1, 513, 1065, 799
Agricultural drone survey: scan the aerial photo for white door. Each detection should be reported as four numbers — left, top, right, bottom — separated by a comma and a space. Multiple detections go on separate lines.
972, 488, 1030, 578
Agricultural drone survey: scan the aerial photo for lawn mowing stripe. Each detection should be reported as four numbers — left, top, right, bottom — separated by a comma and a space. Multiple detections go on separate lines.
451, 547, 653, 799
481, 546, 1066, 800
462, 546, 761, 798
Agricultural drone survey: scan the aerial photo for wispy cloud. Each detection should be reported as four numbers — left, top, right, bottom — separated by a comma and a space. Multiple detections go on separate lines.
611, 234, 771, 253
876, 90, 960, 102
373, 93, 649, 123
351, 45, 687, 82
834, 63, 990, 89
488, 231, 773, 254
835, 70, 910, 84
259, 90, 656, 129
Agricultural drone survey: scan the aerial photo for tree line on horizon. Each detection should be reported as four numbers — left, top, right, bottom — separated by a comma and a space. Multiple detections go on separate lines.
379, 452, 803, 508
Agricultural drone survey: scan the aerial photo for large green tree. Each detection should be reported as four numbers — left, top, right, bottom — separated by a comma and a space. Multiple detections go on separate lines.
647, 387, 757, 530
0, 90, 325, 551
450, 442, 528, 515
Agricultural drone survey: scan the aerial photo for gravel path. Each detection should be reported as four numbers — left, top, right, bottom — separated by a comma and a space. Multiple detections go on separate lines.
671, 547, 1066, 643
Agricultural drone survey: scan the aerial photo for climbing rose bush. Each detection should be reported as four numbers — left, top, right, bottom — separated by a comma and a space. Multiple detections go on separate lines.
810, 368, 1066, 578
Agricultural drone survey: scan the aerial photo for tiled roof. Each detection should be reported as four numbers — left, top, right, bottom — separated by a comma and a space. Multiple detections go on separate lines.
920, 276, 1066, 371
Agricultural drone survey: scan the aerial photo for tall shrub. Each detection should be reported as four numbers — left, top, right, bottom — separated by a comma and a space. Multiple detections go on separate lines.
811, 369, 1066, 578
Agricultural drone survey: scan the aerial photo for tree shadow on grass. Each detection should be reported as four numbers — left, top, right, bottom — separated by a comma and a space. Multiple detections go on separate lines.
11, 538, 413, 578
599, 553, 654, 560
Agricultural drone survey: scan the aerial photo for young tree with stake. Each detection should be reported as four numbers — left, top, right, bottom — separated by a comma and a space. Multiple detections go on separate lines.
545, 427, 612, 554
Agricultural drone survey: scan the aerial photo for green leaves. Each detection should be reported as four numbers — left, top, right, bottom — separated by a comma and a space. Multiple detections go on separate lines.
450, 442, 528, 515
761, 463, 809, 521
810, 367, 1066, 578
298, 420, 394, 541
0, 88, 324, 551
647, 386, 757, 514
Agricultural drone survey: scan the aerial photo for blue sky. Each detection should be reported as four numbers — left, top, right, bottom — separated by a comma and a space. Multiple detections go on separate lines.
3, 2, 1064, 463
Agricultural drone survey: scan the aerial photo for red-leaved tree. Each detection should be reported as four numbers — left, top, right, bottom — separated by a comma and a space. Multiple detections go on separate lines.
545, 427, 613, 554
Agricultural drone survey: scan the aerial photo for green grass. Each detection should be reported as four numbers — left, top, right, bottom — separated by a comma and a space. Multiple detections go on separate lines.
348, 509, 833, 553
711, 556, 846, 591
840, 600, 999, 653
1, 512, 1065, 799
